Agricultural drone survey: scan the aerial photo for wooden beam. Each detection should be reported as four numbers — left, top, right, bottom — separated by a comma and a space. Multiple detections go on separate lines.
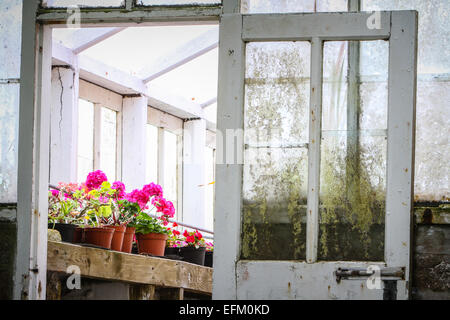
242, 12, 391, 41
52, 43, 213, 124
201, 97, 217, 108
147, 83, 205, 119
72, 27, 127, 54
158, 287, 184, 300
37, 5, 221, 27
47, 241, 213, 295
141, 28, 218, 83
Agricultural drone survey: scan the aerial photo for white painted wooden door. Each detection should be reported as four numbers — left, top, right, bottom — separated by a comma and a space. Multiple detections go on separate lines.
214, 11, 417, 300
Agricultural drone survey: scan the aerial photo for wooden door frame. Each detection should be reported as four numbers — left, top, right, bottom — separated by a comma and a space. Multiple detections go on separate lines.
16, 0, 233, 300
214, 11, 417, 299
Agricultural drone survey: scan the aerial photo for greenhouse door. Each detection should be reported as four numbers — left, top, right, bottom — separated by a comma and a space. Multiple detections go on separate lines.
214, 11, 417, 299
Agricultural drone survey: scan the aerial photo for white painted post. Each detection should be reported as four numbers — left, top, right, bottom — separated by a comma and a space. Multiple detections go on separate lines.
122, 96, 147, 191
182, 119, 206, 228
213, 13, 245, 300
49, 66, 79, 185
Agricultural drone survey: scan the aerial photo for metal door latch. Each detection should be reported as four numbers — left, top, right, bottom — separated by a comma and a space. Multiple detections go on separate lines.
335, 266, 405, 283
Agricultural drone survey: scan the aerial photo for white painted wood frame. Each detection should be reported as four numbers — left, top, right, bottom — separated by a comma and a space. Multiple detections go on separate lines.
215, 11, 417, 300
21, 0, 222, 300
16, 0, 52, 299
79, 81, 123, 181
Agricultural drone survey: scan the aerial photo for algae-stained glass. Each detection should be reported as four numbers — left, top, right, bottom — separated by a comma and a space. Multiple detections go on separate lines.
241, 42, 311, 260
318, 40, 388, 261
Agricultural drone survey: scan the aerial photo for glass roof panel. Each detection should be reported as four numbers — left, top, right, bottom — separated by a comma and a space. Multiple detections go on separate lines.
79, 25, 217, 77
147, 47, 218, 104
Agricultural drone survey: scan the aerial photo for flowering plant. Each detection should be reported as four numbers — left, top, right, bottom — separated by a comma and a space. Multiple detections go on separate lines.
48, 187, 83, 225
166, 222, 186, 248
133, 212, 170, 235
48, 170, 175, 232
205, 241, 214, 252
182, 229, 206, 249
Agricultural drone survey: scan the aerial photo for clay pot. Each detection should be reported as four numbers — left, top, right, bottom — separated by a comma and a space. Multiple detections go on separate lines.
121, 226, 136, 253
105, 225, 126, 251
48, 223, 77, 243
84, 227, 115, 249
136, 233, 168, 256
179, 246, 206, 266
73, 227, 85, 244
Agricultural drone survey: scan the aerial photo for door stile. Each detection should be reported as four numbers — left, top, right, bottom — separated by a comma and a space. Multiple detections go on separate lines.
385, 11, 418, 299
213, 13, 246, 300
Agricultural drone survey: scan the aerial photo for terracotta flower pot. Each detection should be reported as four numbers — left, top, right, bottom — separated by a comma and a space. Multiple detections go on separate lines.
136, 233, 168, 256
180, 246, 206, 266
84, 227, 115, 249
121, 226, 136, 253
105, 225, 126, 251
73, 227, 85, 244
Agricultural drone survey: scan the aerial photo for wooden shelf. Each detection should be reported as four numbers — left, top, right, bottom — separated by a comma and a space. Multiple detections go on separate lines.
47, 241, 212, 295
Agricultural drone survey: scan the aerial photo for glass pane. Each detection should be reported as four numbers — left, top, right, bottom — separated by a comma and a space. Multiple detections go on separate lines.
0, 0, 22, 79
77, 99, 94, 182
318, 40, 388, 261
42, 0, 124, 7
241, 42, 310, 260
0, 84, 20, 202
100, 107, 117, 181
164, 130, 179, 218
204, 147, 215, 231
241, 0, 347, 14
146, 124, 158, 184
148, 47, 218, 105
362, 0, 450, 201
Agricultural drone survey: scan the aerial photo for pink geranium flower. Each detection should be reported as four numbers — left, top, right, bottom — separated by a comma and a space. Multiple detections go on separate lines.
152, 196, 175, 218
85, 170, 108, 190
126, 189, 149, 210
142, 183, 163, 198
112, 181, 126, 199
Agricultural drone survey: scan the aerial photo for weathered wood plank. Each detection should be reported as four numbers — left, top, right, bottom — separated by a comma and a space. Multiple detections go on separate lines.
158, 287, 184, 300
47, 241, 212, 294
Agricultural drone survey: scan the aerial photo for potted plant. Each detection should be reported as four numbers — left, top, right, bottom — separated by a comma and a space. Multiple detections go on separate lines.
112, 183, 141, 253
102, 180, 133, 251
48, 183, 85, 243
204, 241, 214, 267
80, 171, 115, 249
134, 212, 169, 256
121, 183, 174, 256
179, 230, 206, 265
165, 223, 184, 258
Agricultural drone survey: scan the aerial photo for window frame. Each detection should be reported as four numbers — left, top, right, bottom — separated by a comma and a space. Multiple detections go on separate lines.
147, 106, 184, 221
78, 79, 123, 181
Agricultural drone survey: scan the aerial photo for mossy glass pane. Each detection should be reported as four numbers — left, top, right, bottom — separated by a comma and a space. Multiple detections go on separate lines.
318, 41, 388, 261
241, 42, 310, 260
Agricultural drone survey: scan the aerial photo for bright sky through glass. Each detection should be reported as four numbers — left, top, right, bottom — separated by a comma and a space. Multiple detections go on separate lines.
53, 25, 219, 105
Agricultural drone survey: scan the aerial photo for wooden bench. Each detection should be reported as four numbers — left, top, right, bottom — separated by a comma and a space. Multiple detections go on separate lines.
46, 241, 212, 300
